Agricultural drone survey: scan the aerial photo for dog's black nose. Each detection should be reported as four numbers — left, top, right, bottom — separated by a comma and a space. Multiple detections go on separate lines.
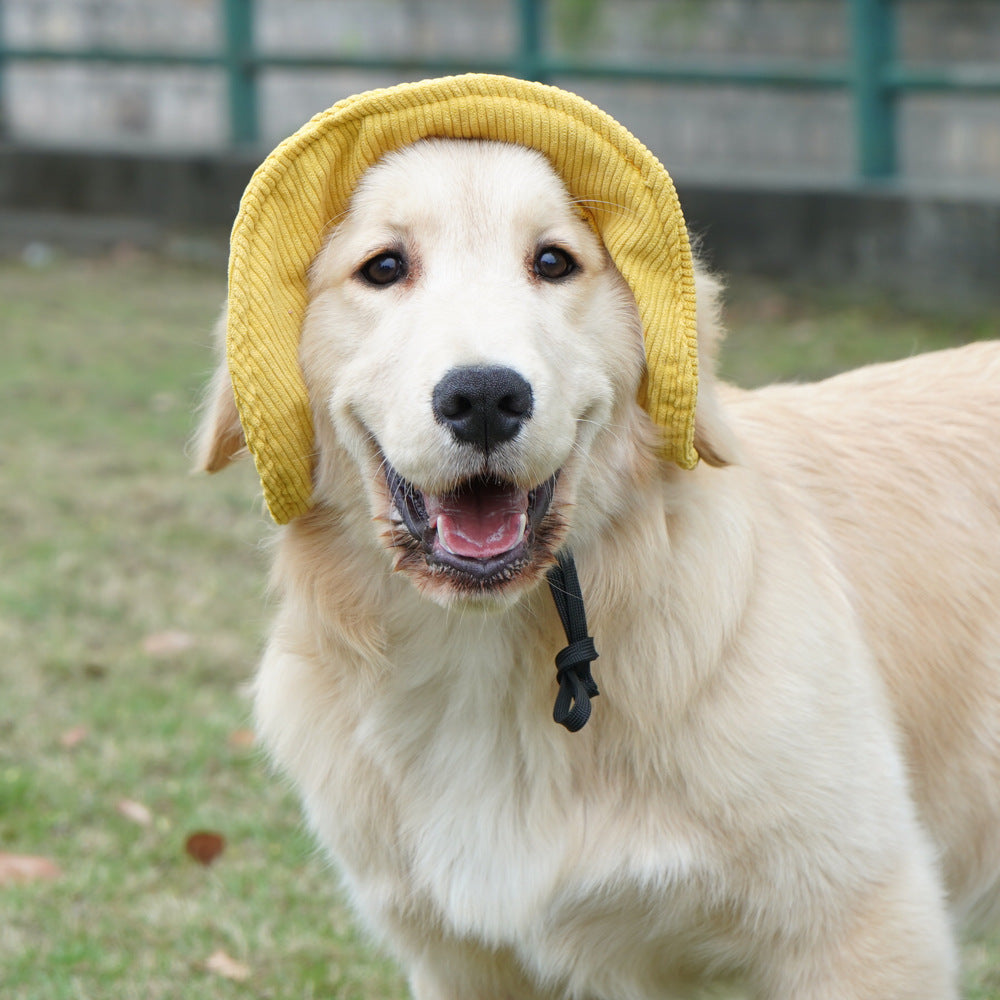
432, 365, 534, 451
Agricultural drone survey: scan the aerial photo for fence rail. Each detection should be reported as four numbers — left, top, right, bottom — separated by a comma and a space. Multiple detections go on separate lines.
1, 0, 998, 181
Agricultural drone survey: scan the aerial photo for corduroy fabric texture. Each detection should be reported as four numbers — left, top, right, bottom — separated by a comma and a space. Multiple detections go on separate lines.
228, 73, 699, 524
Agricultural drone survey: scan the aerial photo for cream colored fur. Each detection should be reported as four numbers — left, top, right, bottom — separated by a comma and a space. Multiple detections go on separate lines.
198, 139, 1000, 998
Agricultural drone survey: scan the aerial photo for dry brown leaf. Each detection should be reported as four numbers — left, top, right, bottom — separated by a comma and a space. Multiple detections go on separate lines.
227, 728, 256, 749
205, 948, 251, 982
0, 853, 61, 885
185, 830, 226, 865
59, 725, 89, 749
142, 630, 195, 656
116, 798, 153, 827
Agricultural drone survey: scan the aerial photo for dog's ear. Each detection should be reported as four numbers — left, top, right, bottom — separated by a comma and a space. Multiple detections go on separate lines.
692, 269, 740, 468
193, 308, 247, 473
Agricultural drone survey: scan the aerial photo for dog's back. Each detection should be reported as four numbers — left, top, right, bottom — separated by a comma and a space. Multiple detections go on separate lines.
729, 340, 1000, 923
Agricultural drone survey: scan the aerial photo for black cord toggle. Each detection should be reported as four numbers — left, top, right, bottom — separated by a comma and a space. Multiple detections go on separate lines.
546, 551, 599, 732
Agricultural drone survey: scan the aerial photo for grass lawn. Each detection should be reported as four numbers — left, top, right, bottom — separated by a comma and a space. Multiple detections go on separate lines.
0, 252, 997, 998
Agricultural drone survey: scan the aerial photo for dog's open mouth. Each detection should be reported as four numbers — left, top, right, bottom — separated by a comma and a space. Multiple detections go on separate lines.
385, 464, 557, 586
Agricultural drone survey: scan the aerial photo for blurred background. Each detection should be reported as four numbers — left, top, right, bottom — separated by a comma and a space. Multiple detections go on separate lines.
1, 0, 999, 298
2, 3, 999, 999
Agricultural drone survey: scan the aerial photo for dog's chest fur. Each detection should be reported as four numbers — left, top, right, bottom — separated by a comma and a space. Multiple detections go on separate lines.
256, 580, 736, 982
353, 615, 579, 937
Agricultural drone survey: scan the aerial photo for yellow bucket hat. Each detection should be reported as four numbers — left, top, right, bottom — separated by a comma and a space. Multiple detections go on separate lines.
228, 73, 698, 524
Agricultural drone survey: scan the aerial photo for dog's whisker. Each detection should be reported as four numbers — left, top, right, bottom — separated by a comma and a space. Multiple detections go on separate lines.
319, 209, 351, 239
569, 196, 638, 220
574, 416, 633, 451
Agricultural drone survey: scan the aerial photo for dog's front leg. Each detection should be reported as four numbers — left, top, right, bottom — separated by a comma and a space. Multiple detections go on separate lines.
752, 844, 957, 1000
406, 941, 557, 1000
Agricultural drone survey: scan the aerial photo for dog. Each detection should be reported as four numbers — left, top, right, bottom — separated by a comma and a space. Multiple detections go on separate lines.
197, 137, 1000, 998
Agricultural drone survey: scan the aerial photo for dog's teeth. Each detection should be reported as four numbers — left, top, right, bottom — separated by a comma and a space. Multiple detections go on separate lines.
433, 516, 460, 556
515, 513, 527, 545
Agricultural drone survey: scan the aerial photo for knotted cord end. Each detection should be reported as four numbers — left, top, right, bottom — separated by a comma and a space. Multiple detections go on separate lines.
546, 552, 599, 732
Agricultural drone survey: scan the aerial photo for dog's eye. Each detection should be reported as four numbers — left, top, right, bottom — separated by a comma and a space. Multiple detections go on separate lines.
359, 252, 407, 287
534, 246, 577, 281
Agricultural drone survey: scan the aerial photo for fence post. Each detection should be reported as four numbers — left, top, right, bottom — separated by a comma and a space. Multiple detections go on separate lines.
850, 0, 896, 179
516, 0, 547, 83
223, 0, 258, 146
0, 0, 7, 138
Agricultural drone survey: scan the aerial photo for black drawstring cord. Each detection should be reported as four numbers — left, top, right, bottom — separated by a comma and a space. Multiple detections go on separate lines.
546, 551, 599, 732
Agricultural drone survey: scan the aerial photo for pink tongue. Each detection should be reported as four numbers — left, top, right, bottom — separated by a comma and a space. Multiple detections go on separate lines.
427, 484, 528, 559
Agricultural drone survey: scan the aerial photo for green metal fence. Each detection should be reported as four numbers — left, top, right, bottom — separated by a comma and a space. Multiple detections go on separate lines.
1, 0, 998, 181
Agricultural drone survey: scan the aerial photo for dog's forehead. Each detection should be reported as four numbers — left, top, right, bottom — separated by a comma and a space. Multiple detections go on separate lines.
350, 139, 583, 235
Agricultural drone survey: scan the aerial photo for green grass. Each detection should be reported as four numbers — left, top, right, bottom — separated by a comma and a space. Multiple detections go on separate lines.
0, 253, 997, 998
719, 277, 998, 387
0, 254, 405, 1000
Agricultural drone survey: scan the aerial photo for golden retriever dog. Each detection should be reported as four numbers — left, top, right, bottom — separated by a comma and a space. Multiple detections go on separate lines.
197, 138, 1000, 998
